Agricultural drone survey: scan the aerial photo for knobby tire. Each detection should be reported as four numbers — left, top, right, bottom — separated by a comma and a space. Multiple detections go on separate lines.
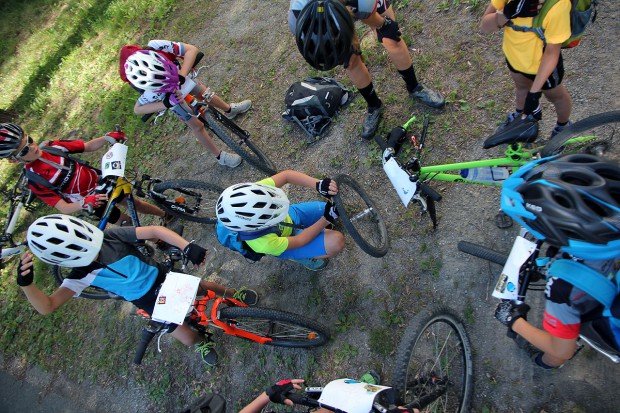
457, 241, 508, 266
151, 179, 223, 224
540, 110, 620, 159
333, 174, 389, 257
203, 111, 277, 175
393, 308, 473, 413
218, 306, 330, 348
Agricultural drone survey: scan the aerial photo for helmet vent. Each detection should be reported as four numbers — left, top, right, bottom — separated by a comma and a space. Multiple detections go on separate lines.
253, 202, 267, 208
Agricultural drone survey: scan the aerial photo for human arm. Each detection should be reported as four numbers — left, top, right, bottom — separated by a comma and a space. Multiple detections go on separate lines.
512, 318, 577, 360
270, 170, 338, 196
239, 379, 305, 413
178, 42, 200, 77
285, 216, 333, 250
480, 3, 507, 34
133, 100, 168, 115
53, 193, 108, 215
17, 251, 74, 314
135, 226, 207, 265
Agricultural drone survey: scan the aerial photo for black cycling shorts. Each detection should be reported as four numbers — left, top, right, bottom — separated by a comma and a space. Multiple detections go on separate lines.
506, 53, 565, 90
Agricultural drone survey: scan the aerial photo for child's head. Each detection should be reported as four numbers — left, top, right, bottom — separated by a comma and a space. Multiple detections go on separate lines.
0, 123, 26, 159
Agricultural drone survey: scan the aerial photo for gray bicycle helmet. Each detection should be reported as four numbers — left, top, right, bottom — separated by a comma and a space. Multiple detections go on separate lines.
27, 214, 104, 267
216, 183, 290, 232
0, 123, 24, 159
295, 0, 355, 71
501, 154, 620, 260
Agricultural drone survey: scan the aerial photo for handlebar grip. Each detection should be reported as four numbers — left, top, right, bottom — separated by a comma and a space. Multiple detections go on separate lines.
419, 182, 442, 202
386, 127, 406, 153
133, 327, 156, 365
192, 52, 204, 68
141, 113, 153, 123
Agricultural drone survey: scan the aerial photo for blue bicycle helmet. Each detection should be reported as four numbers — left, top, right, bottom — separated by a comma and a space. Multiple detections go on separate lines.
501, 154, 620, 260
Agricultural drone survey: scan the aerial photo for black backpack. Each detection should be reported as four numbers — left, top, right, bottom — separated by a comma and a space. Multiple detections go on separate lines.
176, 393, 226, 413
282, 77, 353, 142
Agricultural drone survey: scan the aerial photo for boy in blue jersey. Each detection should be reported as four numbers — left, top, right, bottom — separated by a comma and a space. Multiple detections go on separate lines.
16, 214, 257, 366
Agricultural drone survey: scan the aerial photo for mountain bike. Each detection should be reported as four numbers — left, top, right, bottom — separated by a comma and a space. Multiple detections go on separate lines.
263, 309, 473, 413
458, 236, 620, 364
376, 110, 620, 227
133, 242, 330, 365
144, 52, 277, 175
332, 174, 389, 257
0, 168, 36, 264
51, 132, 224, 299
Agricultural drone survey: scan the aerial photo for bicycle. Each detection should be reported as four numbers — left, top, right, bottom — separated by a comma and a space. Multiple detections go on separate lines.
376, 110, 620, 228
51, 131, 224, 299
145, 52, 277, 175
458, 236, 620, 364
332, 174, 389, 258
0, 168, 36, 263
262, 308, 473, 413
133, 240, 330, 365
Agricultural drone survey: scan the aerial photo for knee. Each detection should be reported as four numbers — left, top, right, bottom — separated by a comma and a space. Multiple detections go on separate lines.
325, 230, 345, 256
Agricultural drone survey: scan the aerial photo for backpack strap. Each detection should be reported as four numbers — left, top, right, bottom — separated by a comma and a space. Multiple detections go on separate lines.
238, 221, 305, 241
547, 258, 616, 308
41, 145, 101, 174
504, 0, 562, 47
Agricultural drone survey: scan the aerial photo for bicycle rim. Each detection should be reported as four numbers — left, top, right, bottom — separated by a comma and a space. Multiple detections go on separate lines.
393, 309, 473, 413
218, 306, 329, 348
333, 174, 389, 257
151, 179, 223, 224
540, 110, 620, 161
51, 265, 115, 300
203, 111, 277, 175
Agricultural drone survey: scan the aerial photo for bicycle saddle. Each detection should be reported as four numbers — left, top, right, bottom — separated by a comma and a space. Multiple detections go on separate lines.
483, 116, 539, 149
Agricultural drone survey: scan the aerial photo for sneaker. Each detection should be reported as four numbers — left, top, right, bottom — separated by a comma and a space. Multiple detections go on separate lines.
550, 120, 573, 139
231, 287, 259, 306
495, 111, 522, 133
224, 100, 252, 120
361, 105, 384, 140
290, 257, 329, 271
358, 370, 381, 385
195, 338, 219, 367
218, 151, 242, 168
409, 84, 445, 109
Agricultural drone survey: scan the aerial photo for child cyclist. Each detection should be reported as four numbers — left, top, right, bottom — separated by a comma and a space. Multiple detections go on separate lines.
17, 214, 258, 366
120, 40, 251, 168
216, 170, 345, 271
494, 154, 620, 369
0, 123, 168, 226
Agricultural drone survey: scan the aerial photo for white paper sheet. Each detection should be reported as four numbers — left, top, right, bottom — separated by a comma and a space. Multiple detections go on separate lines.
383, 156, 418, 207
101, 143, 128, 177
318, 379, 391, 413
492, 236, 537, 300
151, 272, 201, 324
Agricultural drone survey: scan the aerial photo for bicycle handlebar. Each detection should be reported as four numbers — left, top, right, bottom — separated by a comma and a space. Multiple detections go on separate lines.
133, 327, 157, 365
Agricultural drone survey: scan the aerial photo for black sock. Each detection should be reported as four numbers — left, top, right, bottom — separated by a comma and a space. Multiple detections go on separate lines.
358, 82, 382, 109
534, 352, 555, 370
557, 121, 569, 126
398, 65, 419, 93
216, 152, 222, 159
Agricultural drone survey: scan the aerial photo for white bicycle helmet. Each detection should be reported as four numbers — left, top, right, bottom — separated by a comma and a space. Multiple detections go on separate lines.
123, 50, 179, 92
216, 183, 290, 232
0, 123, 24, 158
27, 214, 104, 267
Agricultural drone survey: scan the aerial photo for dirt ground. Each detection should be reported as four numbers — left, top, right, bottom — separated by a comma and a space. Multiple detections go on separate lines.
2, 1, 619, 412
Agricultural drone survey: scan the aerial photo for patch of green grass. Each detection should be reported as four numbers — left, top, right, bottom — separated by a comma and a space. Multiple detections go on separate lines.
335, 342, 359, 361
463, 301, 475, 325
369, 328, 394, 356
335, 312, 358, 333
419, 255, 442, 279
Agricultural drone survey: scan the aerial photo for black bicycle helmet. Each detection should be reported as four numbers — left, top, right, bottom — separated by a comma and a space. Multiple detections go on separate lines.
0, 123, 24, 159
295, 0, 355, 71
501, 154, 620, 260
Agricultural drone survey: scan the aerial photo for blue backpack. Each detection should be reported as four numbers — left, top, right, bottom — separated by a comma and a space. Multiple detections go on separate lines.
548, 259, 620, 353
215, 222, 269, 262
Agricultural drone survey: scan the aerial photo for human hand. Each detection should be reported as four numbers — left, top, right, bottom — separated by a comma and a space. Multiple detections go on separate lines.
378, 16, 402, 43
323, 201, 339, 225
81, 194, 107, 211
105, 131, 126, 142
316, 178, 337, 198
183, 242, 207, 265
17, 251, 34, 287
495, 300, 530, 329
503, 0, 542, 19
265, 379, 304, 406
163, 92, 181, 108
522, 91, 542, 121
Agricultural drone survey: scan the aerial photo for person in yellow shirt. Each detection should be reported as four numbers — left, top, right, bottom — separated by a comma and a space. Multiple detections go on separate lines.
480, 0, 573, 138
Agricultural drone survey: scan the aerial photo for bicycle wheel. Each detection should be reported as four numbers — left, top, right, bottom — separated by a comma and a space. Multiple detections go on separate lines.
151, 179, 223, 224
332, 174, 388, 257
203, 111, 277, 175
540, 110, 620, 160
457, 241, 508, 266
52, 265, 116, 300
393, 309, 473, 413
218, 306, 330, 348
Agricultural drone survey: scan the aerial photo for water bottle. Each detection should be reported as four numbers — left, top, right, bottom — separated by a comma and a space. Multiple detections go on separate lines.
460, 167, 510, 182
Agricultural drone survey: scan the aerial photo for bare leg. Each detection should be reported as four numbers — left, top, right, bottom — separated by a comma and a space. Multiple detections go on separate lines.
543, 84, 572, 123
186, 116, 221, 156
